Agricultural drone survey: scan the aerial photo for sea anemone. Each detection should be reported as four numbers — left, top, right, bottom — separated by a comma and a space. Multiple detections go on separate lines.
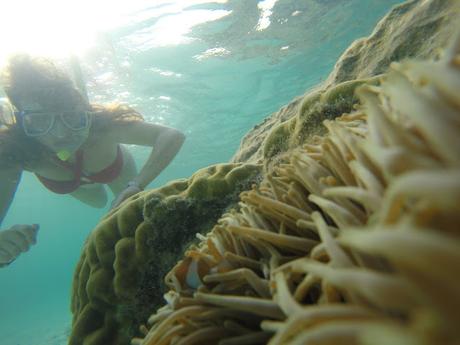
132, 33, 460, 345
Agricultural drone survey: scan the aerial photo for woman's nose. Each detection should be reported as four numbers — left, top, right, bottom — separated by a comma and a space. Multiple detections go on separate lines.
50, 117, 68, 138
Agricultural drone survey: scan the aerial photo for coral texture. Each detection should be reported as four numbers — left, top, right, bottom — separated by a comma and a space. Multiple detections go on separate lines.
323, 0, 459, 87
231, 0, 459, 165
133, 34, 460, 345
69, 163, 261, 345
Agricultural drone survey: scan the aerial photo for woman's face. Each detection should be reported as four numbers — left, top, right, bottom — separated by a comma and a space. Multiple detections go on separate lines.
20, 100, 91, 154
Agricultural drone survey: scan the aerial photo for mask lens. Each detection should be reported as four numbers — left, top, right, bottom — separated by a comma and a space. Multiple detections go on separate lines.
61, 111, 89, 130
22, 112, 54, 136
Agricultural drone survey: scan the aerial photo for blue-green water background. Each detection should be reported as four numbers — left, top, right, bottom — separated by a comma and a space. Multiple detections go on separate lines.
0, 1, 404, 344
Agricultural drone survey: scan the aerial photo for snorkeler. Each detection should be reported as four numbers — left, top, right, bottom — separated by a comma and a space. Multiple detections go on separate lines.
0, 54, 185, 267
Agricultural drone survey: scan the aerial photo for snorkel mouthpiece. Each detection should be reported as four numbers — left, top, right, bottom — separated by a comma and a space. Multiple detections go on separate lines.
57, 150, 71, 161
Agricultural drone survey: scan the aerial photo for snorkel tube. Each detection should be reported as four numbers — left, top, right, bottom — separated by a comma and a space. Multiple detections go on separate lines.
69, 54, 90, 105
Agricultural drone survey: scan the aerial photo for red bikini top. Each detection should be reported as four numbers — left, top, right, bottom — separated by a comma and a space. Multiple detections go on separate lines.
35, 145, 124, 194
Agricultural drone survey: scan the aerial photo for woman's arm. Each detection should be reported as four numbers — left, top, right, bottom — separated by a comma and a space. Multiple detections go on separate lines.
0, 166, 22, 227
109, 121, 186, 189
0, 166, 39, 267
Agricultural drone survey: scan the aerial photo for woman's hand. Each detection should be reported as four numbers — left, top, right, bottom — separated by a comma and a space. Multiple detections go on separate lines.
0, 224, 39, 267
110, 182, 143, 209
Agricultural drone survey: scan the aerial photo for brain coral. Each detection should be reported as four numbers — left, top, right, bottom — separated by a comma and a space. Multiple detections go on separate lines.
133, 34, 460, 345
69, 163, 261, 345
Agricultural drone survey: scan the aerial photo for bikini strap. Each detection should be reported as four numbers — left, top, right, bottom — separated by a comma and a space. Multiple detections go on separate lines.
35, 149, 86, 194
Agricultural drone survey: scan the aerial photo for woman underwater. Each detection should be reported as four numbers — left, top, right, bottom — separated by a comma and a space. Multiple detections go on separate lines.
0, 54, 185, 267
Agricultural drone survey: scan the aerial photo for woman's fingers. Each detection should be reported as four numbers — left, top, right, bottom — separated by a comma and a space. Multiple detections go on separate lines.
0, 241, 21, 262
19, 224, 39, 245
9, 224, 39, 248
111, 186, 142, 209
0, 235, 23, 265
8, 231, 30, 252
0, 224, 39, 267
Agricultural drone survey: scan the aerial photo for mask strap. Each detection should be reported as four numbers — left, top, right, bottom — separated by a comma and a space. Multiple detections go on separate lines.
0, 97, 16, 126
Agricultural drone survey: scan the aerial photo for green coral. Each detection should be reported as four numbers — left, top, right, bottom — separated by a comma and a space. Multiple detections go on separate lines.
69, 163, 261, 345
262, 76, 380, 162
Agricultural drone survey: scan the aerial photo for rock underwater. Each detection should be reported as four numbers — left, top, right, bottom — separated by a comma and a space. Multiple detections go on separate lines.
69, 163, 262, 345
69, 1, 460, 344
134, 32, 460, 345
231, 0, 459, 166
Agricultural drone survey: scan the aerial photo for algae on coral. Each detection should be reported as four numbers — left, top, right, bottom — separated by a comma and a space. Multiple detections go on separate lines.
69, 1, 460, 344
69, 163, 261, 345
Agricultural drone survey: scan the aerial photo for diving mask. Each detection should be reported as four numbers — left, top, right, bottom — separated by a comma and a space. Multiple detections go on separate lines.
16, 109, 91, 137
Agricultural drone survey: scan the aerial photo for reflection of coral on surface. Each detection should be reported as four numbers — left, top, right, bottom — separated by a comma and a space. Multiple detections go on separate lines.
134, 35, 460, 345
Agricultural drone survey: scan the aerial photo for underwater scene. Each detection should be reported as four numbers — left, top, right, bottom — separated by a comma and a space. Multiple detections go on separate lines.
0, 0, 459, 344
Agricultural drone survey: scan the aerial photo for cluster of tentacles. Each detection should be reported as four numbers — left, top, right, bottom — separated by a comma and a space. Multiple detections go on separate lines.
132, 35, 460, 345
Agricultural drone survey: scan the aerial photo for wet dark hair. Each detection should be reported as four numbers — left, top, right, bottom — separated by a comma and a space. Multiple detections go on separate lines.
0, 54, 143, 170
2, 54, 90, 110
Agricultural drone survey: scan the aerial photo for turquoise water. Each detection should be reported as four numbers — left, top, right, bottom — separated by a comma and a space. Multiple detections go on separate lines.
0, 1, 404, 344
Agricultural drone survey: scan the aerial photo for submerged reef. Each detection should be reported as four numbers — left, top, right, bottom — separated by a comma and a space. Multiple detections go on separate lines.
69, 1, 460, 344
133, 33, 460, 345
323, 0, 459, 87
232, 0, 459, 165
69, 163, 261, 345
